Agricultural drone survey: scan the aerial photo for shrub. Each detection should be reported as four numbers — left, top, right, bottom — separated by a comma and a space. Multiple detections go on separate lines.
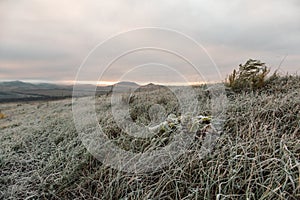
226, 59, 270, 92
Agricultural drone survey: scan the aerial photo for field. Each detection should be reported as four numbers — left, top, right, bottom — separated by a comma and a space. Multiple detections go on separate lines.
0, 76, 299, 199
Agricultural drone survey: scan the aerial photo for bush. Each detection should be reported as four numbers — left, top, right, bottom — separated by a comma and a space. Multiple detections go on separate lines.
226, 59, 271, 92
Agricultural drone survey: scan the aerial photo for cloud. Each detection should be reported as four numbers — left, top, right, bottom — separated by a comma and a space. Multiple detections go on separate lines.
0, 0, 299, 83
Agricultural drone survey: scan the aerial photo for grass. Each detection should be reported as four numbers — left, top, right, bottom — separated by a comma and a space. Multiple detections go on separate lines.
0, 75, 299, 199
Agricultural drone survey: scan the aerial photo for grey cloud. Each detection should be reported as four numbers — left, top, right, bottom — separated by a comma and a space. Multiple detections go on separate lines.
0, 0, 299, 82
0, 44, 70, 61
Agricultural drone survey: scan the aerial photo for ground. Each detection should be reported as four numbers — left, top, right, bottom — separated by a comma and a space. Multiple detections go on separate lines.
0, 79, 299, 199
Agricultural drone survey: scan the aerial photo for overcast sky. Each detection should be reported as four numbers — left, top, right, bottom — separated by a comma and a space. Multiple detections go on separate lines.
0, 0, 299, 84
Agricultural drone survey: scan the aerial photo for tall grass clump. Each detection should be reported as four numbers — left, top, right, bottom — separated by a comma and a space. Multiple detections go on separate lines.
226, 59, 272, 92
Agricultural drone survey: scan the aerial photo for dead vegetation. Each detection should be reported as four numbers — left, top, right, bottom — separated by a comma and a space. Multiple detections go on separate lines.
225, 59, 276, 93
0, 112, 5, 119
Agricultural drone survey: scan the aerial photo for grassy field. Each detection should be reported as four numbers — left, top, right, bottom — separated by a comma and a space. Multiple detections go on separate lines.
0, 76, 299, 199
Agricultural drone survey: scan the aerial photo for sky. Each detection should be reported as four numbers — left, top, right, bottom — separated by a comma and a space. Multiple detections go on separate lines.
0, 0, 300, 85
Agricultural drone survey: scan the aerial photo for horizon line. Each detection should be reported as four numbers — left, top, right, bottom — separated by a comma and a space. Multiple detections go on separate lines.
0, 79, 218, 86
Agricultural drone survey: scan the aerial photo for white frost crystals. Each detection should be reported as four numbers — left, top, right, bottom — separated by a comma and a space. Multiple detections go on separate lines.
148, 113, 221, 159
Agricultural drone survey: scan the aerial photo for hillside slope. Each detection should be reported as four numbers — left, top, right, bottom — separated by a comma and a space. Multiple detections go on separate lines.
0, 76, 299, 199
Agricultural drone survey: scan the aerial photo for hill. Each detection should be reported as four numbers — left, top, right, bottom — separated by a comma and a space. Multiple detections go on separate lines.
0, 81, 143, 102
0, 75, 299, 199
0, 81, 73, 102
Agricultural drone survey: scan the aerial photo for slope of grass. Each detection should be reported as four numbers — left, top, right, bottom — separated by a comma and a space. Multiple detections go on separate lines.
0, 76, 299, 199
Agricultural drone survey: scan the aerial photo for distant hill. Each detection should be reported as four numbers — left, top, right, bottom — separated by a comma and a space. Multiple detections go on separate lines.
137, 82, 166, 92
114, 81, 139, 87
0, 81, 63, 91
95, 81, 140, 94
0, 81, 38, 90
0, 81, 141, 101
0, 81, 72, 102
0, 81, 167, 102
